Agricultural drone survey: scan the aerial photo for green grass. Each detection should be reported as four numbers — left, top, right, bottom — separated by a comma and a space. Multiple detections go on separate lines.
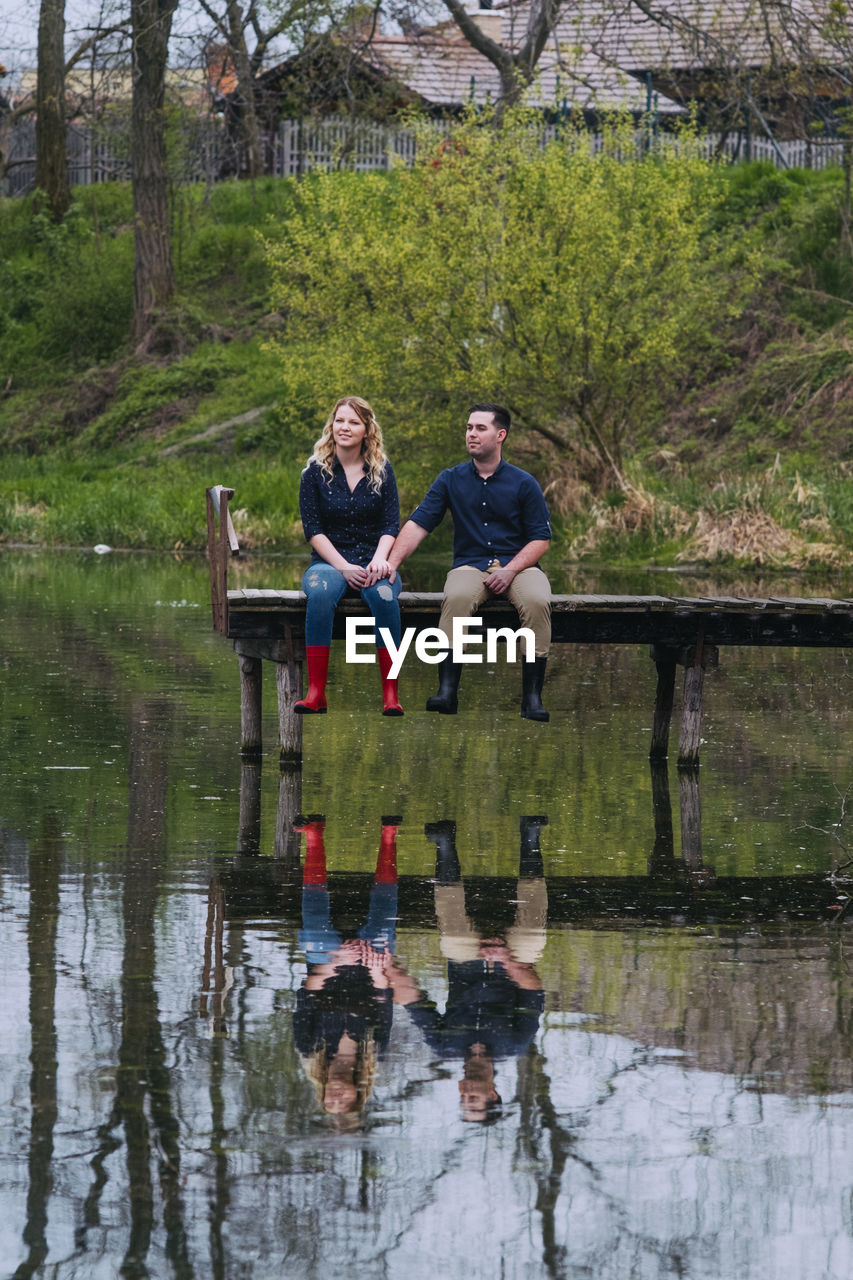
1, 161, 852, 563
0, 454, 303, 550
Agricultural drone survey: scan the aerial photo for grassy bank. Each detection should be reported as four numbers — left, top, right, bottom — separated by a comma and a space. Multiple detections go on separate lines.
0, 152, 851, 570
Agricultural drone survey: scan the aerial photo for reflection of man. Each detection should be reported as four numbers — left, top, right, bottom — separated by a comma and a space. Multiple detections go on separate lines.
392, 817, 548, 1122
388, 403, 552, 721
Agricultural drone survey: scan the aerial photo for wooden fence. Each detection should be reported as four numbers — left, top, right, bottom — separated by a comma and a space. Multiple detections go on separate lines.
2, 114, 847, 197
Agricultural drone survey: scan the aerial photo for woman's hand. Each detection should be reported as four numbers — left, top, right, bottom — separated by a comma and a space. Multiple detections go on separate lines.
364, 557, 393, 586
342, 563, 368, 589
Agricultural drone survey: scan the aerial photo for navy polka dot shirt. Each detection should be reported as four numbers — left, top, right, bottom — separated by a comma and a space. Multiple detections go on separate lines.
299, 458, 400, 566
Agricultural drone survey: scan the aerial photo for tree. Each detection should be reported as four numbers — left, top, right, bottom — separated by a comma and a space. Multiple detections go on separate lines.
197, 0, 272, 180
131, 0, 179, 343
264, 110, 759, 488
35, 0, 71, 220
437, 0, 564, 109
194, 0, 384, 179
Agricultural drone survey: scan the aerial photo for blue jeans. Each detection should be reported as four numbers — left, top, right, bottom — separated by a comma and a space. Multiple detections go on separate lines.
301, 563, 402, 649
299, 884, 399, 965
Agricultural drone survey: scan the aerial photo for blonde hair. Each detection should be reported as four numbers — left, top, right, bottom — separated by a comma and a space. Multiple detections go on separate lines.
308, 396, 388, 494
300, 1035, 379, 1124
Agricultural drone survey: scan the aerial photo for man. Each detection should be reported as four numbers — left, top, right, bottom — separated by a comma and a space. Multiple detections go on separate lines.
388, 403, 552, 721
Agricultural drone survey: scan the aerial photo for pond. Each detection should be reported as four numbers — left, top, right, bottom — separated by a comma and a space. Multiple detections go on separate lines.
1, 549, 852, 1280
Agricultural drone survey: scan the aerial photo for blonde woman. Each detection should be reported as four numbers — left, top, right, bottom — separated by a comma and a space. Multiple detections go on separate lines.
295, 396, 403, 715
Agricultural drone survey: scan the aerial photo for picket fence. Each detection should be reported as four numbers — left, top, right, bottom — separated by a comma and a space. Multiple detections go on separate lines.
1, 114, 847, 197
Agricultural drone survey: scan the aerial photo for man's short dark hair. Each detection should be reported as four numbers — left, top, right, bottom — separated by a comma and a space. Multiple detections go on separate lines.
470, 402, 511, 436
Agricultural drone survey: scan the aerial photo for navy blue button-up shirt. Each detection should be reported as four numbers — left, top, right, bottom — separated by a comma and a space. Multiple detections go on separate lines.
299, 458, 400, 565
409, 459, 551, 569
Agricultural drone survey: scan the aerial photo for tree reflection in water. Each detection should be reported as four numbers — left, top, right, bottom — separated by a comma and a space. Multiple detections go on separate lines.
77, 698, 193, 1280
3, 549, 853, 1278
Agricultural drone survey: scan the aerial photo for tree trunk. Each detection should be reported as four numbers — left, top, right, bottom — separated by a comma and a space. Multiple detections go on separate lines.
131, 0, 178, 343
35, 0, 70, 221
225, 0, 263, 180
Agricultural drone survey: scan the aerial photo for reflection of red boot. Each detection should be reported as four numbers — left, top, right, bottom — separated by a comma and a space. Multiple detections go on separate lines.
376, 816, 401, 883
378, 648, 403, 717
293, 815, 327, 884
294, 646, 330, 714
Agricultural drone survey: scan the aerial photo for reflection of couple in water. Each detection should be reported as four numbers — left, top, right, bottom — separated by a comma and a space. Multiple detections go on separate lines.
292, 815, 548, 1126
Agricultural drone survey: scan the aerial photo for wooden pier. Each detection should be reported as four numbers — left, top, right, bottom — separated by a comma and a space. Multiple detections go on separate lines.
207, 485, 853, 768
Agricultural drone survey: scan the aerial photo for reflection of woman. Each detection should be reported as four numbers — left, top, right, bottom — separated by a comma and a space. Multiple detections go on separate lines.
295, 396, 403, 716
293, 816, 402, 1125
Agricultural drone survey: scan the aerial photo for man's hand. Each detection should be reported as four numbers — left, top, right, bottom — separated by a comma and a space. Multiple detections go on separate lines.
483, 566, 517, 594
364, 558, 393, 586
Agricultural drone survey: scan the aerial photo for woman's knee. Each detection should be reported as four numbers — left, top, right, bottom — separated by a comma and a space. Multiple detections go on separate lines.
302, 565, 346, 599
363, 579, 402, 645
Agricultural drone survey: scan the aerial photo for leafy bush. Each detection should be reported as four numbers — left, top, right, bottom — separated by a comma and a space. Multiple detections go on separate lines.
264, 109, 762, 489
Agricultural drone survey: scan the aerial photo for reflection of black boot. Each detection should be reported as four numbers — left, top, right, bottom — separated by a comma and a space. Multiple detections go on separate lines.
519, 815, 548, 879
425, 819, 460, 884
521, 657, 550, 722
426, 658, 462, 715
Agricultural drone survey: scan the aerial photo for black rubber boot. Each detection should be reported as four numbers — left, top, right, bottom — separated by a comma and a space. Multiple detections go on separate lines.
426, 657, 462, 715
424, 820, 460, 884
521, 657, 550, 722
519, 815, 548, 879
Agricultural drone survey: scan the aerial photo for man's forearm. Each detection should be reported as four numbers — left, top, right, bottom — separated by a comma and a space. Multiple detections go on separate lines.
504, 540, 551, 575
388, 520, 430, 569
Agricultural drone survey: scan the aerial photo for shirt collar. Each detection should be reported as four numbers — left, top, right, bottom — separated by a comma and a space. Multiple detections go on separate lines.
331, 457, 368, 478
469, 457, 505, 482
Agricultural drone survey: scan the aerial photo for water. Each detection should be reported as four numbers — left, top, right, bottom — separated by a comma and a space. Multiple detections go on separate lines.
1, 549, 852, 1279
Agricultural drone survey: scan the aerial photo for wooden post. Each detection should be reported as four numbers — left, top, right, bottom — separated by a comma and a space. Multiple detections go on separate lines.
238, 759, 262, 855
206, 485, 237, 635
237, 648, 263, 756
677, 630, 705, 770
276, 624, 304, 766
649, 645, 677, 761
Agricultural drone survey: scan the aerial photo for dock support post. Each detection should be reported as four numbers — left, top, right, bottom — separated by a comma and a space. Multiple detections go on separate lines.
677, 630, 706, 770
237, 649, 263, 756
649, 646, 677, 762
276, 657, 304, 766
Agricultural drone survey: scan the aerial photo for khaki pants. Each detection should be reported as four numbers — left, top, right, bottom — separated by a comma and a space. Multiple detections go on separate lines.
438, 563, 552, 659
434, 880, 548, 966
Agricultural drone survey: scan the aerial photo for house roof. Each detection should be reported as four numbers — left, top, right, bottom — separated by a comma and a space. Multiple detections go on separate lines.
364, 1, 852, 118
368, 14, 683, 115
576, 0, 850, 74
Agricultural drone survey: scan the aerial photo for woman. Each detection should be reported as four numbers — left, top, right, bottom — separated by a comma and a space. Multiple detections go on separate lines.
295, 396, 403, 715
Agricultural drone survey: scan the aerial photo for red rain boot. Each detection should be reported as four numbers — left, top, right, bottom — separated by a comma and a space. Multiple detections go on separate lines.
293, 816, 327, 884
294, 646, 330, 714
378, 648, 404, 717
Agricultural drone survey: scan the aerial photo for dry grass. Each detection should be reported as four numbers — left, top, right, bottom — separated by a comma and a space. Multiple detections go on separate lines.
568, 483, 692, 558
678, 506, 851, 568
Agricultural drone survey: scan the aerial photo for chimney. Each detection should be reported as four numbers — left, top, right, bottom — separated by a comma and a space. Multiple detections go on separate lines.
469, 9, 503, 43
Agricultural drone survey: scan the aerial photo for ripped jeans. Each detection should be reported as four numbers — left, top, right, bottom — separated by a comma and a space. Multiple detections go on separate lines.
301, 563, 402, 649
